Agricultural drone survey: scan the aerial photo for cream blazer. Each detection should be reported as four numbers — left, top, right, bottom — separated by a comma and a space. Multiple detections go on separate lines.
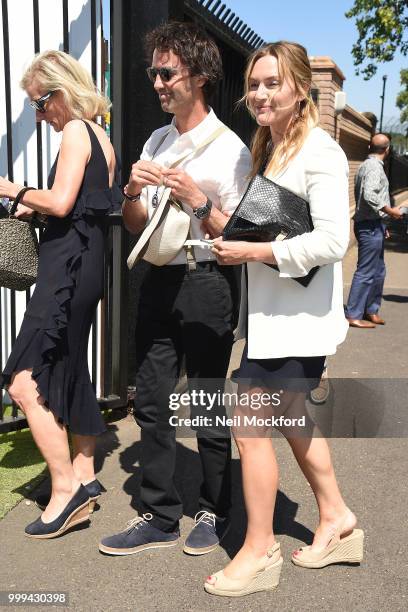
236, 127, 350, 359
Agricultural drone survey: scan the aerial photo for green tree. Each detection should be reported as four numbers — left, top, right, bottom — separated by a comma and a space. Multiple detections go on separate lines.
397, 69, 408, 122
346, 0, 408, 79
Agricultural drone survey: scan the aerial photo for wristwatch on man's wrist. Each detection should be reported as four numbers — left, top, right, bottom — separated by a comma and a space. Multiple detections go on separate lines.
193, 198, 212, 220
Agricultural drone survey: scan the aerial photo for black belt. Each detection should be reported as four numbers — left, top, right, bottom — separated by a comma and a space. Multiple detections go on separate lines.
151, 260, 221, 274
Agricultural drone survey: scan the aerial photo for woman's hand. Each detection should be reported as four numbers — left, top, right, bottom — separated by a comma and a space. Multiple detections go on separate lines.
211, 237, 277, 266
14, 204, 35, 219
0, 177, 19, 199
211, 238, 254, 265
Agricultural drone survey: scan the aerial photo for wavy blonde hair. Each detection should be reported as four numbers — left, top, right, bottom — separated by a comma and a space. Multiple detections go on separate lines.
20, 50, 110, 119
243, 41, 319, 177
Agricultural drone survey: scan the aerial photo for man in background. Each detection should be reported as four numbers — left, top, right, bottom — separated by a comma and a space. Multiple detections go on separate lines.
345, 133, 404, 328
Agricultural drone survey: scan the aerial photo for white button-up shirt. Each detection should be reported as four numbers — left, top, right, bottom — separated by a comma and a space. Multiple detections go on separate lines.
139, 108, 252, 265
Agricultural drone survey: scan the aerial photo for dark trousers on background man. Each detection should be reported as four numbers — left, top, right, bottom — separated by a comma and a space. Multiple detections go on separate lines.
345, 219, 386, 320
133, 262, 235, 533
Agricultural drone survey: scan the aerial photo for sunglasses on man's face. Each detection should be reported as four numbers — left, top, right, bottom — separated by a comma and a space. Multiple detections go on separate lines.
146, 67, 181, 83
29, 91, 53, 113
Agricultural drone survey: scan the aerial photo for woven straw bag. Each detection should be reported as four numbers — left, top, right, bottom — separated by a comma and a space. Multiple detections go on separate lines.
0, 198, 39, 291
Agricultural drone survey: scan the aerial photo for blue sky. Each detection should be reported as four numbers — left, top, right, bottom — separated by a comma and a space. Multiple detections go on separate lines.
102, 0, 405, 130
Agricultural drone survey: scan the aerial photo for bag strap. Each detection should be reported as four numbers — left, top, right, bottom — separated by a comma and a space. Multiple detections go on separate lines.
147, 124, 228, 271
150, 123, 228, 175
171, 125, 228, 271
9, 187, 36, 216
171, 125, 228, 170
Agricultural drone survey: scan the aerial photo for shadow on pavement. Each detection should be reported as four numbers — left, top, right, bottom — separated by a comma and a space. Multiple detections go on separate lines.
117, 435, 312, 558
383, 293, 408, 302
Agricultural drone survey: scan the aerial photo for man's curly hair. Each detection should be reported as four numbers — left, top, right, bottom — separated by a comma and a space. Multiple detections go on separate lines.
144, 21, 223, 102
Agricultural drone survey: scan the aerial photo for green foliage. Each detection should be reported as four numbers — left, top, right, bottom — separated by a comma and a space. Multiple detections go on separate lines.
346, 0, 408, 79
0, 428, 46, 519
397, 68, 408, 122
389, 131, 408, 153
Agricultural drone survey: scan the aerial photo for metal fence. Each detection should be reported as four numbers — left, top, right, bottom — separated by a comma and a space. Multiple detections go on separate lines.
389, 152, 408, 195
0, 0, 130, 433
114, 0, 264, 180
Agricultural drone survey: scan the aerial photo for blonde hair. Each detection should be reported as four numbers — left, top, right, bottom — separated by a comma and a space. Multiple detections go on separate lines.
20, 50, 110, 119
243, 41, 319, 177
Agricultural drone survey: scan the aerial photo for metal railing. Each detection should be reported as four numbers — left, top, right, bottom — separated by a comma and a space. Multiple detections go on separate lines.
389, 152, 408, 195
186, 0, 265, 147
185, 0, 265, 55
0, 214, 129, 434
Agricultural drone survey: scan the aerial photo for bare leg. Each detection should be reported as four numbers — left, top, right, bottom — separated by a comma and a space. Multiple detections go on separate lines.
72, 434, 96, 484
280, 390, 355, 552
287, 435, 355, 551
207, 387, 278, 584
8, 370, 80, 522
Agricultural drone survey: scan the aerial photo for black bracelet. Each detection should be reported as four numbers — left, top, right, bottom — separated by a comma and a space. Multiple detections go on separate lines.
9, 186, 36, 215
122, 185, 141, 202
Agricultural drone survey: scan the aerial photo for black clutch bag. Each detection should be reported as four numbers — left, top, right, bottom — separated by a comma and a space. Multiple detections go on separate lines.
222, 174, 319, 287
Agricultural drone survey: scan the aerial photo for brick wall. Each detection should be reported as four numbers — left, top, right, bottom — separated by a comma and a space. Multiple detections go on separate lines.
310, 56, 376, 217
338, 106, 374, 215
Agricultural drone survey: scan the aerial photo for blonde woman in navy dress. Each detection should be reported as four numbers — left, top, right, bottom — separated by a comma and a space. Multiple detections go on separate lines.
0, 51, 120, 538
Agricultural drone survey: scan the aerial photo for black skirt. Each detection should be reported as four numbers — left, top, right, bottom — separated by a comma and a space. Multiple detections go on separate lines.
233, 344, 326, 392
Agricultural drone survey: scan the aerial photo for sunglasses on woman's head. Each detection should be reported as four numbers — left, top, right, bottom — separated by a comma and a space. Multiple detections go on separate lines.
146, 67, 180, 83
29, 91, 53, 112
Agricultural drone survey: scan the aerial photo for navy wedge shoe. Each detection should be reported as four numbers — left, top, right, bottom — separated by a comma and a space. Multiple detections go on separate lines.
25, 484, 90, 539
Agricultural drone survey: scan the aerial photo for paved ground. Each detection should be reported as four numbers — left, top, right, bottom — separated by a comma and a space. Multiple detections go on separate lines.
1, 210, 407, 612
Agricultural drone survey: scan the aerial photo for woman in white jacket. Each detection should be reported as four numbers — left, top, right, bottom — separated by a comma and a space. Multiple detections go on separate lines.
205, 41, 364, 597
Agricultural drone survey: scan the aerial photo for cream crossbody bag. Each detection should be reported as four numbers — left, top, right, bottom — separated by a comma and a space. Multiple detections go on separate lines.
127, 125, 227, 269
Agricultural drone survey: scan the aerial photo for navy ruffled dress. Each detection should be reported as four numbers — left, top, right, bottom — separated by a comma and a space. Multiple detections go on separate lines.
0, 121, 121, 435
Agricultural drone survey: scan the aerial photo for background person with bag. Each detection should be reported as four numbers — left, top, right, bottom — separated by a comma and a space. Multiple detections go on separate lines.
0, 50, 120, 538
99, 22, 251, 558
206, 41, 363, 597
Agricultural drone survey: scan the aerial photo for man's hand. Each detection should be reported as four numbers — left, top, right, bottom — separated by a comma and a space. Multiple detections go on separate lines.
128, 160, 164, 196
384, 205, 405, 220
161, 168, 206, 209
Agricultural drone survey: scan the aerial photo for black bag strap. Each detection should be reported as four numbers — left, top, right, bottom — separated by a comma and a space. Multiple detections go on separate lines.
9, 187, 36, 216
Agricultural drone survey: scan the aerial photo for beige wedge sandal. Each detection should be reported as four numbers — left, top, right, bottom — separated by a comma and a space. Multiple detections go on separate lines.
204, 542, 283, 597
292, 512, 364, 569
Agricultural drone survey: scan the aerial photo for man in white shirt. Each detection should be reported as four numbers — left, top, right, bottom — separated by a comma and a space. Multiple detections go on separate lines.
99, 22, 251, 557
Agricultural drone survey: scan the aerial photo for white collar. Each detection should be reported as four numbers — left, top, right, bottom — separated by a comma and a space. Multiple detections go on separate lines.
169, 107, 221, 147
368, 155, 384, 166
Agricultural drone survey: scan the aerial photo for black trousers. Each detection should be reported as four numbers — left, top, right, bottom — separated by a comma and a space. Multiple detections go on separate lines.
133, 261, 235, 532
